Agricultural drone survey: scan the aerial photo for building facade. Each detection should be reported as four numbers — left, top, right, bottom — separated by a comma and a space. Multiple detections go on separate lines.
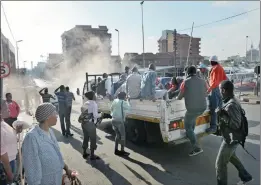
1, 31, 16, 73
122, 52, 203, 69
61, 25, 112, 66
157, 30, 201, 59
46, 53, 63, 69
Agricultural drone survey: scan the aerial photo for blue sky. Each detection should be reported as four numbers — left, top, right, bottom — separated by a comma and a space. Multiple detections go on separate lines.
1, 1, 260, 68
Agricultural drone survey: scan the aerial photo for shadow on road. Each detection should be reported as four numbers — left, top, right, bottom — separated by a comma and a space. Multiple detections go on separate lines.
70, 125, 103, 145
97, 120, 260, 185
248, 120, 260, 128
86, 159, 132, 185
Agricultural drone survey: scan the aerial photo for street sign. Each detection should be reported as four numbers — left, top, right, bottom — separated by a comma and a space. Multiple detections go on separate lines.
0, 62, 10, 78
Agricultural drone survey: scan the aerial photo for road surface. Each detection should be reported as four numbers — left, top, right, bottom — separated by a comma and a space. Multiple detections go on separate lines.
20, 98, 260, 185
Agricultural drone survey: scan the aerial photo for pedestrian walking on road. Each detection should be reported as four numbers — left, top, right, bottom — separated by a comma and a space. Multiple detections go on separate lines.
215, 80, 252, 185
177, 66, 208, 156
39, 87, 55, 103
79, 91, 101, 160
65, 86, 75, 136
54, 85, 72, 137
206, 56, 227, 134
22, 103, 73, 185
111, 92, 130, 157
4, 93, 20, 127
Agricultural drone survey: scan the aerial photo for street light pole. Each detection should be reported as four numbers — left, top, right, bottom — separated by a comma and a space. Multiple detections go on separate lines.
16, 40, 23, 74
140, 1, 145, 68
246, 36, 248, 63
115, 29, 120, 56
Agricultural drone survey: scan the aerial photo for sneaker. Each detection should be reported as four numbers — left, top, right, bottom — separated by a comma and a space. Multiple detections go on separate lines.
114, 150, 122, 156
90, 155, 100, 160
189, 148, 203, 157
237, 177, 253, 185
120, 151, 130, 157
206, 127, 217, 134
67, 133, 74, 137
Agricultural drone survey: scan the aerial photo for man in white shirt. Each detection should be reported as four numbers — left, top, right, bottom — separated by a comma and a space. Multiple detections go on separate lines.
104, 73, 112, 97
126, 67, 142, 99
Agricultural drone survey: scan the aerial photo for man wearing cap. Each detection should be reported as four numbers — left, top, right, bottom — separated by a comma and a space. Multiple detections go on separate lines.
206, 55, 227, 133
198, 62, 209, 81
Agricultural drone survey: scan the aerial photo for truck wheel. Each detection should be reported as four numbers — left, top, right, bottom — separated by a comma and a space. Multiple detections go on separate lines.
126, 119, 147, 144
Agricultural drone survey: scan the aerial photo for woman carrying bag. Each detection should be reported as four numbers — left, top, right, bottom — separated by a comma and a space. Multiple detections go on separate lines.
22, 103, 74, 185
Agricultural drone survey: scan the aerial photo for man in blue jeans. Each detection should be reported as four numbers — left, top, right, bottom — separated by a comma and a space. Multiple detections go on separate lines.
177, 66, 208, 156
54, 85, 72, 137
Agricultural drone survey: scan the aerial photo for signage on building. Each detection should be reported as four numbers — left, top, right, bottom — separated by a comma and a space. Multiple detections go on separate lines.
0, 62, 10, 78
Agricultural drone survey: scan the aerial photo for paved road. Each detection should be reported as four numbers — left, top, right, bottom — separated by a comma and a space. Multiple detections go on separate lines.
20, 100, 260, 185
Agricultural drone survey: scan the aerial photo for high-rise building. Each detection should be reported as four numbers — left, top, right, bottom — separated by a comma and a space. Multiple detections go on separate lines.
1, 31, 16, 73
157, 30, 201, 59
61, 25, 112, 65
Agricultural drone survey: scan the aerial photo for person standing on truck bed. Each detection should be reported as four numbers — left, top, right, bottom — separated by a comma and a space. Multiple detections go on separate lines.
97, 73, 111, 98
177, 66, 208, 156
215, 80, 252, 185
121, 66, 130, 80
54, 85, 72, 137
197, 62, 209, 81
140, 64, 157, 101
126, 66, 141, 99
206, 56, 227, 134
39, 87, 55, 103
112, 74, 126, 97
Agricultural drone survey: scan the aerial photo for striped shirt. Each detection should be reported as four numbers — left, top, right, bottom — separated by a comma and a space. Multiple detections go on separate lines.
65, 92, 75, 106
40, 93, 53, 103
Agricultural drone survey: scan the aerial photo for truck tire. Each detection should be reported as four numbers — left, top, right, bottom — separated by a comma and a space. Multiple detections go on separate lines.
126, 119, 147, 144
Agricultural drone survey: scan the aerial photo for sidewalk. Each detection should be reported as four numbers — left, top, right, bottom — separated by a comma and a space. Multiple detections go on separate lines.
237, 91, 260, 104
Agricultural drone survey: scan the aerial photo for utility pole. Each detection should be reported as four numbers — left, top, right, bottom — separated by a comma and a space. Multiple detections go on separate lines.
115, 29, 120, 56
1, 31, 4, 100
16, 40, 23, 75
186, 22, 194, 66
140, 1, 145, 68
246, 36, 248, 63
173, 29, 177, 76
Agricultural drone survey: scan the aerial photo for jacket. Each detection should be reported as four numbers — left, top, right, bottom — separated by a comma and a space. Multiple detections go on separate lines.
208, 64, 227, 92
140, 70, 157, 99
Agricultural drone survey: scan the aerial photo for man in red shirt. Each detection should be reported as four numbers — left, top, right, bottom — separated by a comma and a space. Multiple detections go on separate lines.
206, 56, 227, 133
4, 93, 20, 127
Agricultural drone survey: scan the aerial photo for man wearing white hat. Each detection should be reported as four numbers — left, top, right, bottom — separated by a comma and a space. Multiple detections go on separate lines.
206, 55, 227, 133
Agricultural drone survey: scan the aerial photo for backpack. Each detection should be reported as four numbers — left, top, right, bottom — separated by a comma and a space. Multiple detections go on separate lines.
238, 107, 248, 148
96, 79, 107, 96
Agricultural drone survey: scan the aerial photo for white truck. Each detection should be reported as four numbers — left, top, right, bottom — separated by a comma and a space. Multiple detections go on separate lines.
82, 73, 211, 145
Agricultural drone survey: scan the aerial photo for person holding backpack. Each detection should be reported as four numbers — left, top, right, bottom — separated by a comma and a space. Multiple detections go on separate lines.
110, 92, 130, 156
79, 91, 101, 160
215, 80, 252, 185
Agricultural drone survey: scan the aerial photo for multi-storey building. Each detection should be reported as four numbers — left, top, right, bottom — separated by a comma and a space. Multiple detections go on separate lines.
61, 25, 112, 65
157, 30, 202, 65
1, 31, 16, 73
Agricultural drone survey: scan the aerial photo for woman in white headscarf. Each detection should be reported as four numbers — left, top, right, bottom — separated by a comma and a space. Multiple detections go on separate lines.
22, 103, 73, 185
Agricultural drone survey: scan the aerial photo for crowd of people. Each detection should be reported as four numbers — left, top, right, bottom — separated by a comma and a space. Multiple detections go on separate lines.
0, 55, 253, 185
